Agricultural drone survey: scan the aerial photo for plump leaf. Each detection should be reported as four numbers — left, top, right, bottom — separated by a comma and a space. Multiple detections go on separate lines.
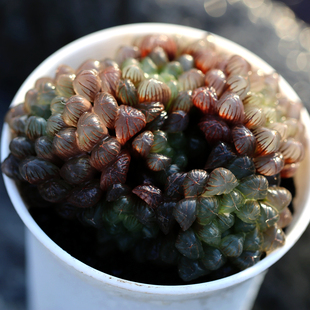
146, 153, 171, 171
19, 156, 60, 184
202, 168, 238, 196
220, 233, 245, 257
115, 105, 146, 145
132, 131, 154, 157
173, 198, 197, 231
38, 179, 72, 203
175, 228, 204, 259
135, 102, 165, 123
132, 184, 163, 209
237, 175, 268, 200
100, 150, 131, 191
183, 169, 208, 198
196, 196, 219, 225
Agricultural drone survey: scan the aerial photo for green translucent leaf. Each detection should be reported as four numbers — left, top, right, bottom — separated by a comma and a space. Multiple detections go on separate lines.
263, 186, 292, 212
237, 175, 268, 200
196, 196, 219, 225
243, 228, 263, 251
195, 220, 221, 247
219, 189, 245, 213
202, 168, 238, 196
220, 233, 245, 258
256, 202, 279, 231
235, 200, 261, 223
216, 213, 235, 232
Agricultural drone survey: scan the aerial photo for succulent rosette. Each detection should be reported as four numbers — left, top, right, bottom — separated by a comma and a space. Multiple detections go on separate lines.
2, 32, 306, 282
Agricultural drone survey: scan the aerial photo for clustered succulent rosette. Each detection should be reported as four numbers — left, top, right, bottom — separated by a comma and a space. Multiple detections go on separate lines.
2, 33, 306, 282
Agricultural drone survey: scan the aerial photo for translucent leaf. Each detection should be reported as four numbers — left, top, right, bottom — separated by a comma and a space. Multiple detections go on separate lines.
38, 179, 72, 203
149, 46, 168, 69
135, 102, 165, 123
183, 169, 208, 198
132, 131, 154, 157
232, 125, 256, 156
178, 69, 204, 91
67, 180, 102, 208
177, 54, 194, 72
116, 79, 138, 106
140, 57, 158, 74
53, 127, 82, 160
264, 186, 292, 212
195, 220, 221, 247
56, 74, 75, 98
237, 175, 268, 200
165, 172, 187, 200
146, 153, 171, 171
79, 201, 105, 229
112, 195, 135, 216
137, 78, 171, 105
168, 90, 193, 113
216, 213, 235, 232
34, 136, 58, 163
204, 69, 226, 97
243, 228, 263, 251
173, 198, 197, 231
215, 92, 244, 124
76, 112, 108, 152
93, 92, 119, 129
196, 196, 219, 225
60, 155, 97, 185
46, 113, 67, 137
277, 208, 293, 229
225, 55, 251, 77
122, 215, 143, 232
99, 65, 121, 97
115, 45, 140, 65
73, 69, 101, 102
145, 110, 168, 132
19, 156, 60, 184
115, 105, 146, 145
257, 202, 279, 231
100, 150, 131, 191
9, 115, 28, 136
150, 130, 168, 153
235, 200, 261, 223
175, 228, 204, 259
225, 156, 255, 180
50, 96, 67, 115
1, 154, 23, 181
279, 138, 305, 164
233, 217, 256, 233
195, 49, 217, 73
198, 114, 231, 144
192, 87, 218, 114
253, 152, 284, 176
244, 106, 266, 130
204, 142, 237, 170
9, 137, 35, 159
253, 127, 281, 156
62, 95, 92, 127
164, 110, 189, 133
225, 75, 250, 100
76, 59, 101, 74
202, 168, 238, 196
90, 136, 121, 171
122, 64, 145, 85
201, 245, 226, 271
220, 233, 245, 257
25, 116, 47, 140
262, 226, 285, 253
132, 184, 163, 209
161, 61, 183, 78
219, 189, 245, 213
139, 34, 177, 60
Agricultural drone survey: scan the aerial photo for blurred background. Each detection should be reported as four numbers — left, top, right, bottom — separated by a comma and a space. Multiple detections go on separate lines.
1, 0, 310, 309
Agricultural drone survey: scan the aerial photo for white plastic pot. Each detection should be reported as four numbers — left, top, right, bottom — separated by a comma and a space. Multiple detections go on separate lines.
2, 23, 310, 310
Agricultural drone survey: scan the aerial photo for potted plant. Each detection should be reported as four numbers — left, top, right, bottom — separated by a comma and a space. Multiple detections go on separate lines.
1, 23, 310, 310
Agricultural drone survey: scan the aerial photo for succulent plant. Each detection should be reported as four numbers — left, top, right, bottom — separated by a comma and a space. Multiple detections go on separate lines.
2, 32, 306, 283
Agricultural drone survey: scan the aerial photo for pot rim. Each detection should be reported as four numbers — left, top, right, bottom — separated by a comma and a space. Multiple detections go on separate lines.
2, 23, 310, 296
